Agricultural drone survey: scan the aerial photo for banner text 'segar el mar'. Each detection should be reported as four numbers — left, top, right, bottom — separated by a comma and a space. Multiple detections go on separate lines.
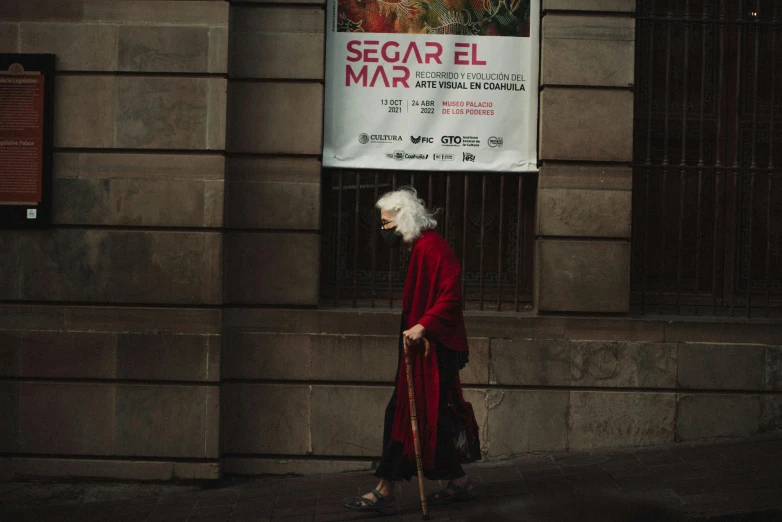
323, 0, 539, 172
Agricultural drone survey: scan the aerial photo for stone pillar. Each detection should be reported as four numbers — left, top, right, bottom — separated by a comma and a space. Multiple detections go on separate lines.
221, 0, 324, 470
535, 0, 636, 313
0, 1, 228, 480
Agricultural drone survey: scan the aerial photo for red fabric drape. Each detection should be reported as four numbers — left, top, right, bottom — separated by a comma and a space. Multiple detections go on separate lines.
390, 229, 469, 469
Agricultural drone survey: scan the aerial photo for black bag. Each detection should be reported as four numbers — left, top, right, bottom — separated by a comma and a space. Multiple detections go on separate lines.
449, 399, 482, 464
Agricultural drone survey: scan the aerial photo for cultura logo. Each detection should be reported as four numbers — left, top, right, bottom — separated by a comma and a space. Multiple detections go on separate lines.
358, 133, 369, 144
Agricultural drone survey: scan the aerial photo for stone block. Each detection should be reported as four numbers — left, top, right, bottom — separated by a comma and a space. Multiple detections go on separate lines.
0, 304, 65, 330
537, 239, 631, 313
204, 180, 224, 228
464, 315, 566, 339
116, 77, 212, 149
11, 458, 218, 481
764, 346, 782, 390
543, 0, 636, 10
542, 16, 634, 87
0, 234, 20, 300
221, 384, 310, 454
208, 26, 228, 74
116, 334, 212, 381
118, 25, 209, 72
19, 331, 117, 379
18, 230, 222, 305
539, 164, 632, 191
66, 306, 221, 335
0, 383, 19, 453
311, 385, 391, 456
53, 178, 111, 225
564, 318, 665, 342
54, 75, 117, 148
222, 332, 312, 380
18, 383, 115, 455
486, 390, 569, 456
676, 394, 761, 441
461, 338, 489, 385
205, 387, 219, 457
2, 0, 84, 22
207, 78, 227, 150
0, 332, 20, 377
678, 343, 765, 391
310, 335, 397, 382
537, 188, 631, 237
20, 22, 117, 71
230, 7, 324, 79
569, 391, 676, 450
115, 385, 214, 458
227, 82, 323, 154
224, 232, 319, 305
226, 180, 320, 230
53, 152, 80, 178
665, 321, 782, 345
223, 457, 372, 475
226, 156, 320, 229
539, 88, 633, 161
760, 396, 782, 433
109, 179, 208, 227
83, 1, 229, 25
571, 341, 677, 388
490, 339, 570, 386
0, 23, 19, 52
77, 153, 225, 180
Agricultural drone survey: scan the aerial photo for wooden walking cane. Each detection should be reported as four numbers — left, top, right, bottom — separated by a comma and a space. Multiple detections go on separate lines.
404, 337, 431, 520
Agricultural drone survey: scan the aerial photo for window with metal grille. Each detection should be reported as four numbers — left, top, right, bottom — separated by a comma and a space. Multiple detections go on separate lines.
632, 0, 782, 317
319, 171, 537, 310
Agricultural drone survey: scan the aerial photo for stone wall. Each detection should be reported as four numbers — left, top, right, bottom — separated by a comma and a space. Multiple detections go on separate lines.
0, 0, 227, 480
221, 309, 782, 475
536, 0, 635, 313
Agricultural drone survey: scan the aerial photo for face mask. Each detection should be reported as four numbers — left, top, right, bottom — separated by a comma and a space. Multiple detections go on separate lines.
380, 226, 402, 248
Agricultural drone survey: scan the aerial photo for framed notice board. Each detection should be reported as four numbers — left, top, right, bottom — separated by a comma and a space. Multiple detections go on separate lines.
0, 54, 55, 228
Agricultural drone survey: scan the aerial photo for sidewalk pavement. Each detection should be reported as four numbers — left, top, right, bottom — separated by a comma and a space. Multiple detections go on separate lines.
1, 435, 782, 522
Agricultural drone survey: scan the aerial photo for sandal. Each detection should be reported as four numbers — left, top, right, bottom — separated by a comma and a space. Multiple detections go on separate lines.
427, 478, 476, 506
341, 488, 398, 516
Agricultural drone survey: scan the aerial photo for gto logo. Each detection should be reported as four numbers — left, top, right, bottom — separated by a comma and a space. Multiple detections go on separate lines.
488, 137, 504, 148
411, 136, 434, 144
441, 136, 462, 145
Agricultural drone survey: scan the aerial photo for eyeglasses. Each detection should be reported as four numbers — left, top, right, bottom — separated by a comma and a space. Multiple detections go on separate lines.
380, 219, 394, 229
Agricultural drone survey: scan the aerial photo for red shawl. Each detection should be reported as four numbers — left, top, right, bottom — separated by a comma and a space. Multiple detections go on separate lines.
390, 229, 469, 469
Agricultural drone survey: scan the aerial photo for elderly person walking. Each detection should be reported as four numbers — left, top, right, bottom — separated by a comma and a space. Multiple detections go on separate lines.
342, 187, 480, 516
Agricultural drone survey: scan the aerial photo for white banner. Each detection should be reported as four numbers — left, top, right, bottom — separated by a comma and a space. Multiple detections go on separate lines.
323, 0, 539, 172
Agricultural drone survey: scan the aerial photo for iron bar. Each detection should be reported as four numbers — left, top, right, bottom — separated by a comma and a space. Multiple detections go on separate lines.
746, 1, 761, 316
497, 175, 505, 312
371, 172, 378, 308
515, 175, 523, 312
479, 175, 486, 310
334, 171, 343, 307
676, 0, 691, 314
729, 0, 745, 316
712, 0, 727, 315
659, 4, 674, 314
641, 3, 656, 315
352, 172, 360, 308
694, 0, 709, 316
767, 2, 778, 317
462, 175, 469, 310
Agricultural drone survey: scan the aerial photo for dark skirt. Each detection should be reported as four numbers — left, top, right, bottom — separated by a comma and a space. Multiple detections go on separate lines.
374, 318, 469, 482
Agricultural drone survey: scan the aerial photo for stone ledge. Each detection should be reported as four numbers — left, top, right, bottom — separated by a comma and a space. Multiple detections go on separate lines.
8, 458, 219, 480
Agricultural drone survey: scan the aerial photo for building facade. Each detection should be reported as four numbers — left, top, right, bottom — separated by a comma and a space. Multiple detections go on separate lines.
0, 0, 780, 480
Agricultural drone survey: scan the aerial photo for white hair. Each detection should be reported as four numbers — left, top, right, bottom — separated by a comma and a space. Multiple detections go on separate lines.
375, 187, 438, 242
